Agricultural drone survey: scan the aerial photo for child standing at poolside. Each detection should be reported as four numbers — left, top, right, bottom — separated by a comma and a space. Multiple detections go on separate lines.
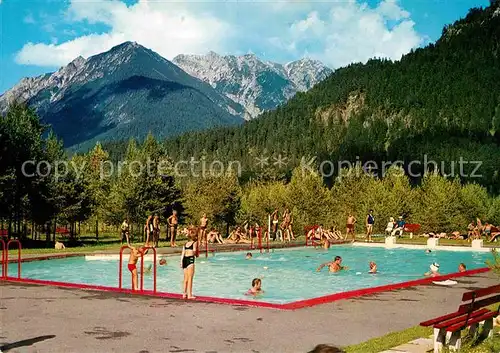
246, 278, 264, 296
127, 243, 149, 290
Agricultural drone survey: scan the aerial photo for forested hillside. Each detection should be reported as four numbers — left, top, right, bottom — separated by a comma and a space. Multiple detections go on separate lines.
158, 1, 500, 192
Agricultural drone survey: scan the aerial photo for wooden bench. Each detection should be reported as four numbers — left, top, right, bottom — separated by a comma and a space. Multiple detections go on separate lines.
420, 284, 500, 352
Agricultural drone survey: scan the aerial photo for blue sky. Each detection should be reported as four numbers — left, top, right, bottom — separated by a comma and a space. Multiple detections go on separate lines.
0, 0, 490, 93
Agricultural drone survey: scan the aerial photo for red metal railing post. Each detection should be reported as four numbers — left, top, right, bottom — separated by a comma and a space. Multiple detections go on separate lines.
258, 229, 262, 254
140, 253, 144, 291
205, 238, 208, 258
0, 239, 6, 279
153, 248, 157, 293
6, 240, 21, 279
140, 246, 157, 293
118, 245, 128, 290
266, 229, 270, 253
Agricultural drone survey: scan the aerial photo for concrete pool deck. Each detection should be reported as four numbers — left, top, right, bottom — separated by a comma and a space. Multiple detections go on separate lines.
1, 272, 499, 353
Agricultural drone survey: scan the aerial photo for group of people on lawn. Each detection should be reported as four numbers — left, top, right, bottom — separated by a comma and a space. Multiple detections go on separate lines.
306, 210, 390, 243
120, 208, 298, 248
420, 218, 500, 242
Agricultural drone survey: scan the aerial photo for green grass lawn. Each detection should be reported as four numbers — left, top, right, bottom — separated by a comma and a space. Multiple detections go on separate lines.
8, 231, 498, 256
345, 326, 499, 353
345, 304, 499, 353
344, 325, 432, 353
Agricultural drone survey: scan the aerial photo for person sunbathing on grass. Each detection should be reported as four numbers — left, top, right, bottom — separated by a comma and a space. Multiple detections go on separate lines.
207, 228, 224, 244
316, 256, 348, 273
226, 227, 251, 244
331, 226, 342, 240
489, 226, 500, 242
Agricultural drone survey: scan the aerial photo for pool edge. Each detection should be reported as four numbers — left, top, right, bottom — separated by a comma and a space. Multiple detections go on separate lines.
2, 267, 491, 310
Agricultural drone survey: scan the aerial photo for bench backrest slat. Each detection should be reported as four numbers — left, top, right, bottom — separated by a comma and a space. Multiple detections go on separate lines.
462, 284, 500, 301
459, 294, 500, 313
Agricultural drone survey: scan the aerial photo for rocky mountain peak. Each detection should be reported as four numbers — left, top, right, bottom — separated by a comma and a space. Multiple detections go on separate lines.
173, 52, 332, 119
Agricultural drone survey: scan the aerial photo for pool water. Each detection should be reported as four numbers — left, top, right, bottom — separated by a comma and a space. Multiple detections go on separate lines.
13, 246, 493, 304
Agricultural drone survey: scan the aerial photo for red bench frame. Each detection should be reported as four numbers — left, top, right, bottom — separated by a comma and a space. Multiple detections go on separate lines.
55, 227, 70, 235
420, 284, 500, 352
404, 223, 421, 233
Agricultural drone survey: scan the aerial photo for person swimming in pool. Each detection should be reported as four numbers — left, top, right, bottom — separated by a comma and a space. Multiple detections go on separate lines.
246, 252, 252, 259
369, 261, 377, 274
316, 256, 348, 273
458, 263, 466, 272
246, 278, 264, 296
127, 243, 149, 290
143, 257, 167, 274
424, 262, 440, 277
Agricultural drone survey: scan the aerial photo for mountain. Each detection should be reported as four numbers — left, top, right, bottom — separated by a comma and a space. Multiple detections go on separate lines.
0, 42, 245, 149
163, 1, 500, 192
173, 52, 332, 119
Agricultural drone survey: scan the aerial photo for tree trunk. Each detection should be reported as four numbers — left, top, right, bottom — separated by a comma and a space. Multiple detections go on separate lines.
8, 216, 12, 240
52, 218, 57, 243
95, 219, 99, 242
23, 218, 27, 240
46, 222, 51, 244
78, 222, 81, 236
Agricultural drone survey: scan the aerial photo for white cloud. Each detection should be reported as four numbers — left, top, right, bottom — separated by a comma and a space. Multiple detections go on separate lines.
15, 0, 422, 70
16, 0, 230, 67
282, 0, 422, 68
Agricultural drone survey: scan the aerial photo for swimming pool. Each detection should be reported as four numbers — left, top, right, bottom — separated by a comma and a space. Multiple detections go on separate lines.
10, 246, 493, 305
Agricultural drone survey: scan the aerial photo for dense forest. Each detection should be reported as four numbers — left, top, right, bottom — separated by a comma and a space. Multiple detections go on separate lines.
2, 2, 500, 245
157, 1, 500, 192
1, 103, 500, 245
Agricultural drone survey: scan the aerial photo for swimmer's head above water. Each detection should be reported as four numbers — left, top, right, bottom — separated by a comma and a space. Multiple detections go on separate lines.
246, 252, 252, 259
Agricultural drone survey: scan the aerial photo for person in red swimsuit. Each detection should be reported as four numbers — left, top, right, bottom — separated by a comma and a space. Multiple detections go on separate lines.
127, 243, 149, 290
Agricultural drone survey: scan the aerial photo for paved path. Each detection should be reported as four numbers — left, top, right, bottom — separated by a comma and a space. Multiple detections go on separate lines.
1, 272, 498, 353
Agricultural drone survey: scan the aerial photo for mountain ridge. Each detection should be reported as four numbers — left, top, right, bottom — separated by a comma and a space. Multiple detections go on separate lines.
0, 42, 246, 149
172, 52, 332, 119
